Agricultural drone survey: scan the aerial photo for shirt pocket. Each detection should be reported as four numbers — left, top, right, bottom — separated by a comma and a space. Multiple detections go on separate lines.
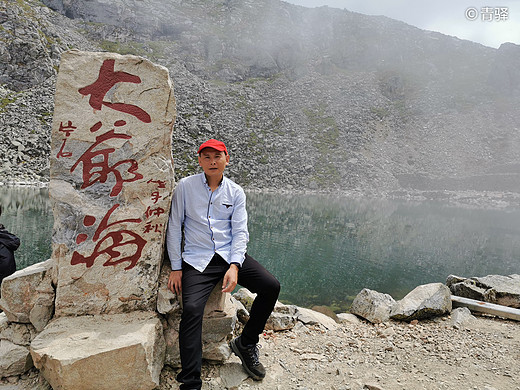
212, 201, 234, 221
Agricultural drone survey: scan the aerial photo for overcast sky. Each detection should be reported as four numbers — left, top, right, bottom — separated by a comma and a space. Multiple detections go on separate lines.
284, 0, 520, 48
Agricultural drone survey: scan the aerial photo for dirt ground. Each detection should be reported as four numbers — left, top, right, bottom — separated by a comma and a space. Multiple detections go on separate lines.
160, 313, 520, 390
2, 312, 518, 390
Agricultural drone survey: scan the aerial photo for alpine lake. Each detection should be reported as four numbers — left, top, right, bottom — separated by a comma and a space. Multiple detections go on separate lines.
2, 185, 519, 312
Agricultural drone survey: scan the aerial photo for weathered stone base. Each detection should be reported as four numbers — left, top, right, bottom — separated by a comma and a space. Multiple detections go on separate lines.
0, 339, 33, 377
0, 259, 55, 332
163, 285, 238, 367
30, 312, 165, 390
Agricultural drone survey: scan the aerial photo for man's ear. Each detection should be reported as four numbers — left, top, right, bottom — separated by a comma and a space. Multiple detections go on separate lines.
225, 154, 230, 165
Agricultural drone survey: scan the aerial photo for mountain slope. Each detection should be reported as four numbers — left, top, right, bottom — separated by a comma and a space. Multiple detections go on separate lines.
1, 0, 520, 196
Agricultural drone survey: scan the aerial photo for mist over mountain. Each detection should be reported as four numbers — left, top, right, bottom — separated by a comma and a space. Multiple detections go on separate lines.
2, 0, 520, 197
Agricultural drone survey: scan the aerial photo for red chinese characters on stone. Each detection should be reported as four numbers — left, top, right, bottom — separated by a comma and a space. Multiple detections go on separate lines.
143, 221, 162, 234
56, 121, 77, 159
72, 204, 147, 270
147, 179, 166, 189
70, 120, 143, 197
142, 180, 168, 235
145, 206, 165, 219
150, 191, 162, 204
78, 59, 151, 123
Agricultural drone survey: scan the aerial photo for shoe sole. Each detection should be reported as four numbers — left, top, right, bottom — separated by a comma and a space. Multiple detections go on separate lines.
230, 339, 265, 381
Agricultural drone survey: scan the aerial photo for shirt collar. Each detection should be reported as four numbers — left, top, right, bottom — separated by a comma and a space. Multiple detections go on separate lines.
201, 173, 225, 189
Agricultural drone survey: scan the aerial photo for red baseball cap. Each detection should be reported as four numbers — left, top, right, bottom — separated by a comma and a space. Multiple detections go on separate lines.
198, 139, 228, 155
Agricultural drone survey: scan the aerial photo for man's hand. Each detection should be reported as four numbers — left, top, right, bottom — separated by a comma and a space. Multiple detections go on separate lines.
168, 270, 183, 295
222, 264, 239, 293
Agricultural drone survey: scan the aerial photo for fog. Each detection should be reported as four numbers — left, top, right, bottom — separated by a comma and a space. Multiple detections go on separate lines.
284, 0, 520, 49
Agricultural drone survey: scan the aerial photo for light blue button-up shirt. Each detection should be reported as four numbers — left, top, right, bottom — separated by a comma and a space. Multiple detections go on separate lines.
166, 173, 249, 272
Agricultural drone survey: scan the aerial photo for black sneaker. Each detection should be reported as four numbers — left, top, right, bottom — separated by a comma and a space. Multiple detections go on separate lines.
230, 337, 266, 380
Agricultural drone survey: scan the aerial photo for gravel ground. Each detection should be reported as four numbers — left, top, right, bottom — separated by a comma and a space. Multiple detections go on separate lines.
1, 311, 518, 390
159, 313, 520, 390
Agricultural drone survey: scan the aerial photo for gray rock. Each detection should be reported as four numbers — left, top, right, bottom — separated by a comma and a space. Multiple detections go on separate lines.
350, 288, 396, 324
156, 262, 181, 316
233, 288, 257, 312
448, 274, 520, 308
0, 340, 33, 377
265, 311, 297, 331
296, 307, 339, 330
449, 307, 476, 329
0, 259, 55, 332
311, 305, 339, 322
390, 283, 452, 321
0, 313, 38, 347
219, 362, 249, 388
337, 312, 361, 324
30, 312, 165, 390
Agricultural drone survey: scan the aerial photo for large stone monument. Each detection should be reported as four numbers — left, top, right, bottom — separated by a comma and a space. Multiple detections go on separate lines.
49, 50, 175, 316
31, 50, 175, 389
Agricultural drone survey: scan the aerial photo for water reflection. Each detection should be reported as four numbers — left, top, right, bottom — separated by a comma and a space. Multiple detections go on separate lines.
0, 186, 53, 270
246, 192, 520, 311
1, 186, 519, 311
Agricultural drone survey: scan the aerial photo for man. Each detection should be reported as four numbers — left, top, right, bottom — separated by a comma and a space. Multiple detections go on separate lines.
166, 139, 280, 390
0, 206, 20, 294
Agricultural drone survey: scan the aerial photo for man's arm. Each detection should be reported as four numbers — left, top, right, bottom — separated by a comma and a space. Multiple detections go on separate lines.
229, 187, 249, 267
166, 180, 185, 293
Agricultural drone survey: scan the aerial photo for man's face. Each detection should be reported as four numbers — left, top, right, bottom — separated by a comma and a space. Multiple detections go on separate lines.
198, 148, 229, 179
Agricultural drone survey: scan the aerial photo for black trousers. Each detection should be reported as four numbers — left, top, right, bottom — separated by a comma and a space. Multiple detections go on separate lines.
177, 253, 280, 390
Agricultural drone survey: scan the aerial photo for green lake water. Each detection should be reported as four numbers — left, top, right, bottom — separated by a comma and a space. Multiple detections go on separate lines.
1, 186, 519, 311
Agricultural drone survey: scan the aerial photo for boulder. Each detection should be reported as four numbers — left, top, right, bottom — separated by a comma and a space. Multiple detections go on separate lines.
311, 305, 339, 322
0, 259, 55, 331
265, 303, 298, 331
350, 288, 396, 324
233, 288, 256, 312
0, 340, 33, 378
296, 307, 339, 330
337, 312, 361, 324
449, 307, 476, 329
49, 50, 176, 317
156, 262, 181, 317
30, 312, 165, 390
204, 279, 229, 316
390, 283, 452, 321
447, 274, 520, 308
0, 313, 37, 346
234, 289, 299, 331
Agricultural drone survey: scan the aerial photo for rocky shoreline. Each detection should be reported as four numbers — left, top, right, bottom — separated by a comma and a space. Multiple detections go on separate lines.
2, 304, 519, 390
1, 273, 519, 390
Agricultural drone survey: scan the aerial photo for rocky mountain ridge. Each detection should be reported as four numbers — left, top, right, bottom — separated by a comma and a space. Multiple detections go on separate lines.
1, 0, 520, 198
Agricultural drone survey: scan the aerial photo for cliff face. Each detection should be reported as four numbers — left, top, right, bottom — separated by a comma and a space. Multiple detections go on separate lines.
1, 0, 520, 194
